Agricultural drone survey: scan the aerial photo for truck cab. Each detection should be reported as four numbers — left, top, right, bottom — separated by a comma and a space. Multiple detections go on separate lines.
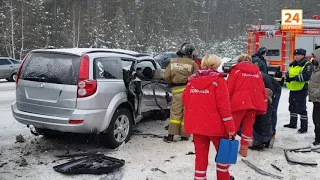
247, 15, 320, 86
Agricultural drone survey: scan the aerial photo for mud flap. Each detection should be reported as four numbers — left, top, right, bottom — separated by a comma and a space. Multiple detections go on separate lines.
53, 154, 125, 175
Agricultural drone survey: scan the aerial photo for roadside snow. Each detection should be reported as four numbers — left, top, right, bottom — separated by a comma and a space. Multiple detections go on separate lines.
0, 82, 320, 180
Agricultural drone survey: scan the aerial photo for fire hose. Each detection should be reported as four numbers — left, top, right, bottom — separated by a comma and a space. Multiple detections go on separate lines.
141, 79, 170, 111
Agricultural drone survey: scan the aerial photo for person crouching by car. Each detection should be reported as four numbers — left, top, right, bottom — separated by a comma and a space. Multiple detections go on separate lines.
309, 48, 320, 147
250, 72, 274, 150
183, 54, 236, 180
227, 54, 267, 157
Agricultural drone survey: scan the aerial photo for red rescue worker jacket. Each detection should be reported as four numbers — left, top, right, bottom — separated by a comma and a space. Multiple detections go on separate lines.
182, 69, 235, 136
227, 61, 267, 115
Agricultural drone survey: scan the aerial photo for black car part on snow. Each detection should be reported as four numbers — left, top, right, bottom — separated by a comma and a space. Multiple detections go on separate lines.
53, 153, 125, 175
284, 146, 319, 166
242, 159, 283, 179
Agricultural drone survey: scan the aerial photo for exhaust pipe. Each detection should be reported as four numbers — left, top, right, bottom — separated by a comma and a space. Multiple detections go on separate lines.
27, 125, 39, 136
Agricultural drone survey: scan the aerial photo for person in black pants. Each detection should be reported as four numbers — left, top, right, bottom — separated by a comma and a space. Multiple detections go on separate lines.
309, 48, 320, 146
284, 49, 313, 133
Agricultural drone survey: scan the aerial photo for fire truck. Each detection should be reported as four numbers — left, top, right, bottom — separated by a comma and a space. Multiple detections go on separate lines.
247, 15, 320, 85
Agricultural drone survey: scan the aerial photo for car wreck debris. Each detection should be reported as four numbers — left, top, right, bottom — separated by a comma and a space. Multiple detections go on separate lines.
271, 164, 282, 172
242, 159, 283, 179
151, 168, 167, 174
53, 153, 125, 175
284, 146, 318, 166
15, 134, 26, 143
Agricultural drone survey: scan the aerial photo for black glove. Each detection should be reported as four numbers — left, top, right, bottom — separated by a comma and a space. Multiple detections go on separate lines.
286, 77, 295, 83
285, 74, 290, 82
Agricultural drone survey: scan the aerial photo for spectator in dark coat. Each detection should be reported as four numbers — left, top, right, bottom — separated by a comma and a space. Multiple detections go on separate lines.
250, 73, 274, 150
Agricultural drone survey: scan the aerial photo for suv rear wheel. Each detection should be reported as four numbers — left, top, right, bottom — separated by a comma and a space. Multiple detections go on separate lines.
103, 108, 133, 149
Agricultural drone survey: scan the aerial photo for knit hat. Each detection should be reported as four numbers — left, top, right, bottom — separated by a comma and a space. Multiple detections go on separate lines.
258, 47, 268, 55
294, 48, 306, 56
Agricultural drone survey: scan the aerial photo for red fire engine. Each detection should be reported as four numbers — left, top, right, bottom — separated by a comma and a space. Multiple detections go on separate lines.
247, 15, 320, 85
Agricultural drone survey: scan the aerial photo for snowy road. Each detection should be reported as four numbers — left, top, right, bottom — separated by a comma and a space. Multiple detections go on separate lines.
0, 80, 320, 180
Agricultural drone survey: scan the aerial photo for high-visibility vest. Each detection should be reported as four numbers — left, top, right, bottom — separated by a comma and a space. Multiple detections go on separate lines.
286, 61, 310, 91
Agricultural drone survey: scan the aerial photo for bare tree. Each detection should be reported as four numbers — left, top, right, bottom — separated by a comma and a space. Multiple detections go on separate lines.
19, 0, 24, 60
10, 0, 15, 58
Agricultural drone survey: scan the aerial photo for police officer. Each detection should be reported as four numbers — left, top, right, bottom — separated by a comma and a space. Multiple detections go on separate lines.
252, 47, 268, 74
284, 48, 313, 133
163, 43, 199, 142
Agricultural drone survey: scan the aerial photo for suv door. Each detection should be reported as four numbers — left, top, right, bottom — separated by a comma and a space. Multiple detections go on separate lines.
0, 59, 12, 79
81, 56, 125, 110
135, 59, 171, 113
17, 52, 80, 117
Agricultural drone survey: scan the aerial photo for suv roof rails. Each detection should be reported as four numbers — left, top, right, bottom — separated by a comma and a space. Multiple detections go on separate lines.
85, 50, 151, 58
44, 46, 57, 49
135, 53, 150, 57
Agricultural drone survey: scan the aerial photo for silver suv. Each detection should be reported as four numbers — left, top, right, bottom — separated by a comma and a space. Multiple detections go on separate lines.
0, 57, 21, 82
11, 48, 171, 148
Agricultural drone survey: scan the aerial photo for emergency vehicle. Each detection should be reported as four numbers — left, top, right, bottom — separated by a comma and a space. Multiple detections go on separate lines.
247, 15, 320, 85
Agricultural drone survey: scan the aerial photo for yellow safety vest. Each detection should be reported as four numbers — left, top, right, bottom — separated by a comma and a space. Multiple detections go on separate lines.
286, 61, 310, 91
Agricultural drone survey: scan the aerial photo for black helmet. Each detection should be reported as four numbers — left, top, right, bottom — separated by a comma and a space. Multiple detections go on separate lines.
177, 43, 195, 57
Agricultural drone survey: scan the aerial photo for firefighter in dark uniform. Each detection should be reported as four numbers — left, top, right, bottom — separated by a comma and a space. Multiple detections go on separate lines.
284, 48, 313, 133
163, 43, 199, 142
252, 47, 268, 74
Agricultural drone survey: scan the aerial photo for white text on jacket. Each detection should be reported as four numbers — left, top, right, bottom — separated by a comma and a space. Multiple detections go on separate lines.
190, 88, 210, 94
242, 73, 259, 78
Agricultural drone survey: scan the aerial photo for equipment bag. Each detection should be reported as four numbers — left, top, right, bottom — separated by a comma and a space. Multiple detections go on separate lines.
215, 137, 239, 164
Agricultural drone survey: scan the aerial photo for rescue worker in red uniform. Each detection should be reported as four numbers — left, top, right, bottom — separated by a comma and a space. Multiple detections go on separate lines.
163, 43, 199, 142
183, 54, 235, 180
227, 54, 267, 157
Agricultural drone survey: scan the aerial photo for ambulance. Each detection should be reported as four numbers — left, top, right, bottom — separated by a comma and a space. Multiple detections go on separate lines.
247, 15, 320, 85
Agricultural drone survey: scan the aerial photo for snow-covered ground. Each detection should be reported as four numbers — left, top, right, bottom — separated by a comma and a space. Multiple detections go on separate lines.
0, 70, 320, 180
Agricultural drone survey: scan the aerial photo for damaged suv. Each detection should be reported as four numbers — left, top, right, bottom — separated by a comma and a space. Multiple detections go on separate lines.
11, 48, 171, 148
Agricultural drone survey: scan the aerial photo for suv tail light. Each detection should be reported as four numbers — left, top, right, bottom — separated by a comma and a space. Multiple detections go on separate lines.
16, 55, 28, 88
77, 54, 97, 98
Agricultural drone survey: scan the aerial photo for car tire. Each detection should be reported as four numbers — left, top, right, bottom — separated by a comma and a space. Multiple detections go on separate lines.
8, 73, 17, 82
103, 108, 133, 149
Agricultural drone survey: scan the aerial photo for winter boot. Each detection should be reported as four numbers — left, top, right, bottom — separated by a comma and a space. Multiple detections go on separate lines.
163, 135, 174, 143
249, 140, 265, 151
239, 145, 248, 157
284, 113, 298, 129
298, 128, 308, 134
299, 115, 308, 133
312, 140, 320, 148
284, 124, 297, 129
181, 137, 189, 141
230, 176, 235, 180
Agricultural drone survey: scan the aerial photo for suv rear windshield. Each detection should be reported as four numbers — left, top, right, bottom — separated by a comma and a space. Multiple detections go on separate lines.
21, 52, 80, 85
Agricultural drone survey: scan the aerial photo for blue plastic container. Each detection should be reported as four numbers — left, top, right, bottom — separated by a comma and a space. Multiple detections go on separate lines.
215, 138, 239, 164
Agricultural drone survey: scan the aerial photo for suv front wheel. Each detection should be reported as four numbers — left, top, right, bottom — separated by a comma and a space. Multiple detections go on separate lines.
103, 108, 133, 149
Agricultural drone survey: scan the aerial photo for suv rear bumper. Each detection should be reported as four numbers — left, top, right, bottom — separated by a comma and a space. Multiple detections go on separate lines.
11, 101, 108, 134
